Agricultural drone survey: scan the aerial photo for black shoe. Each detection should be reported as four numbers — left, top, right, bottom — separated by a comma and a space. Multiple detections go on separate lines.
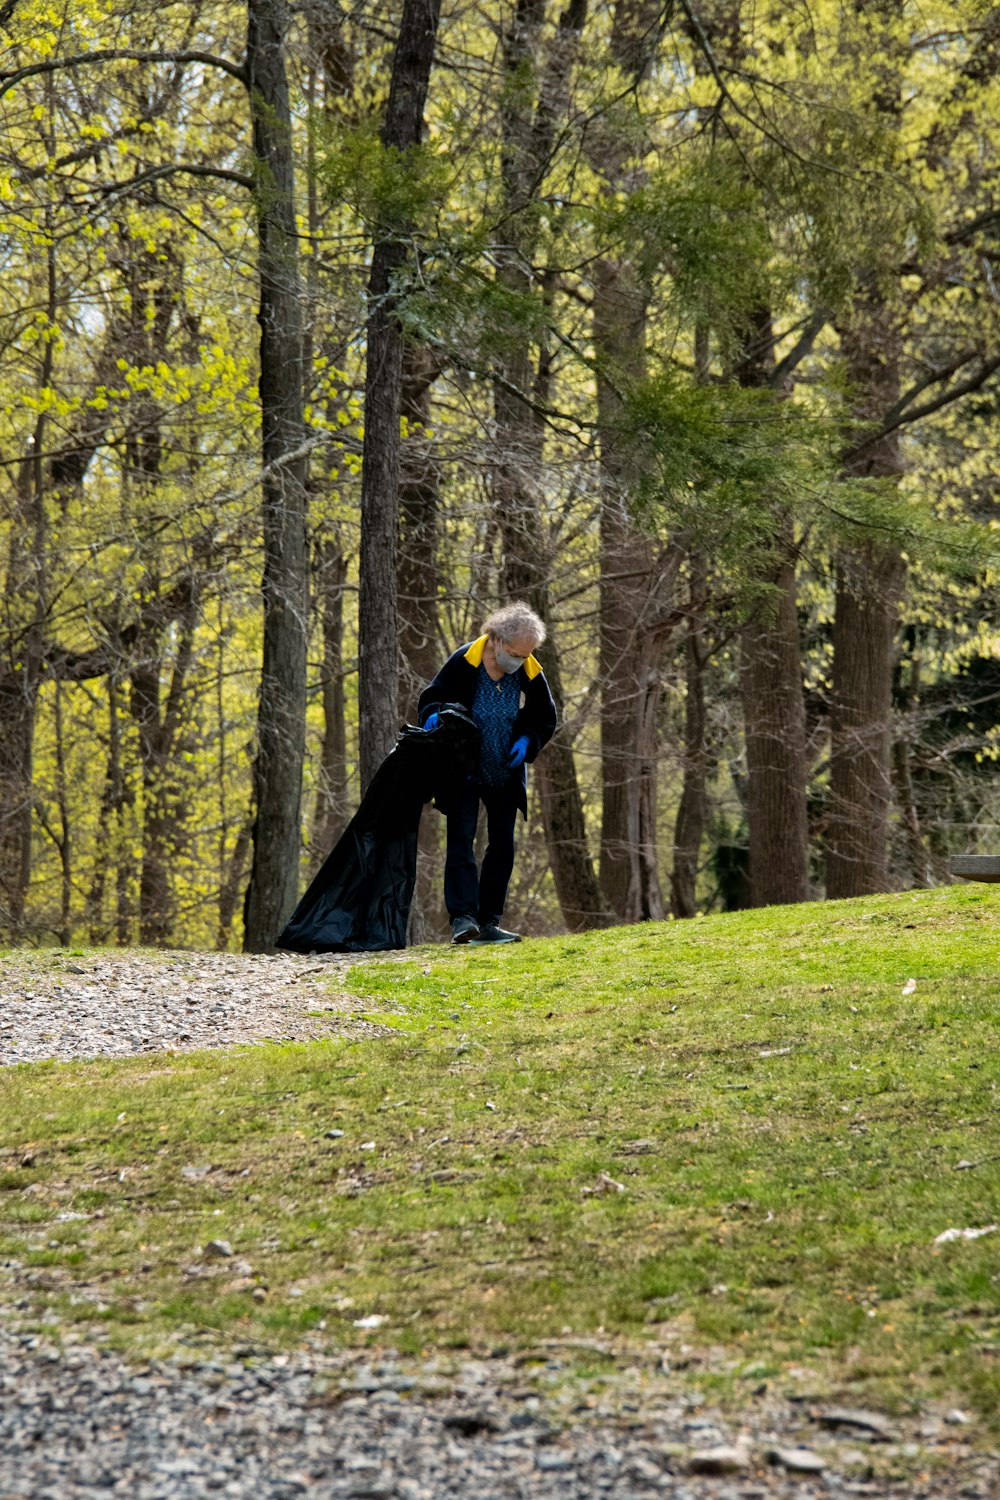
451, 915, 480, 944
473, 923, 521, 944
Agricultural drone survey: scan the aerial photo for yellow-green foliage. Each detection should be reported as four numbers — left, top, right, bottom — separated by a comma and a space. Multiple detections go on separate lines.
2, 1, 999, 945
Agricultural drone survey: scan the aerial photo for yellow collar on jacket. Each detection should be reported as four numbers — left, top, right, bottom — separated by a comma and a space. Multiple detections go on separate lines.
464, 633, 542, 680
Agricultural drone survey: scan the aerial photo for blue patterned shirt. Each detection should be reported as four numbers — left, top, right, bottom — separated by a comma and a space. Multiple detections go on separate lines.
472, 665, 521, 787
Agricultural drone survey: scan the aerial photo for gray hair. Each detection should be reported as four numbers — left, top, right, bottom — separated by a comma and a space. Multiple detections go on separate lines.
482, 601, 546, 648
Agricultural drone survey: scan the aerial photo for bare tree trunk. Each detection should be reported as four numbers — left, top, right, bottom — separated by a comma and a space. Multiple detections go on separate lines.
591, 0, 671, 923
635, 628, 667, 918
86, 673, 129, 942
889, 639, 931, 887
398, 346, 441, 722
130, 585, 197, 947
398, 346, 445, 940
491, 0, 552, 593
680, 1, 811, 911
130, 650, 172, 946
737, 589, 809, 907
0, 490, 40, 936
500, 471, 609, 928
50, 680, 72, 945
357, 0, 442, 791
670, 557, 709, 918
529, 637, 612, 931
243, 0, 310, 950
891, 735, 931, 888
670, 334, 713, 919
595, 260, 650, 919
310, 538, 350, 864
112, 672, 135, 946
733, 306, 810, 906
0, 220, 55, 939
220, 819, 254, 948
827, 540, 905, 896
492, 0, 609, 931
116, 797, 134, 944
303, 4, 355, 878
826, 281, 906, 898
825, 1, 908, 899
594, 259, 672, 922
740, 538, 810, 906
117, 247, 188, 948
0, 657, 38, 938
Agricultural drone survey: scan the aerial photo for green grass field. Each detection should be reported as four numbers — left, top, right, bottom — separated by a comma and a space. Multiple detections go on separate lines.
2, 885, 998, 1427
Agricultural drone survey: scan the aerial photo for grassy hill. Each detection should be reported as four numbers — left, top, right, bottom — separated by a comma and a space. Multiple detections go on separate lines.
2, 884, 998, 1428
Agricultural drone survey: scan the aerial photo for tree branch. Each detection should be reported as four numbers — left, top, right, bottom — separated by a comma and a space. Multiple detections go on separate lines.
0, 48, 247, 101
93, 163, 257, 198
769, 308, 831, 388
678, 0, 860, 177
843, 352, 1000, 461
945, 208, 1000, 246
879, 348, 981, 426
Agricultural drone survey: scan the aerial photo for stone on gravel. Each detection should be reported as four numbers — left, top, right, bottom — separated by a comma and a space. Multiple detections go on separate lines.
768, 1446, 826, 1473
0, 948, 394, 1068
628, 1454, 665, 1483
535, 1451, 573, 1471
816, 1407, 897, 1441
203, 1240, 234, 1259
687, 1446, 751, 1475
442, 1407, 503, 1436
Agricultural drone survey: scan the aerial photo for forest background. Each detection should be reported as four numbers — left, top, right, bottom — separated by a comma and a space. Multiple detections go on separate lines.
2, 0, 1000, 954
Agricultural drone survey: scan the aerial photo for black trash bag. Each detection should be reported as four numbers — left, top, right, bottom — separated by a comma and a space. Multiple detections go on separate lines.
275, 706, 480, 954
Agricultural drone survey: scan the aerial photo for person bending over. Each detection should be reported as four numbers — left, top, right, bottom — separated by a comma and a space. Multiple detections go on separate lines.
418, 603, 557, 944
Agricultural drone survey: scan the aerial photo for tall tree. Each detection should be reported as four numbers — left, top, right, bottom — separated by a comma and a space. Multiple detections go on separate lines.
826, 296, 906, 897
357, 0, 442, 791
591, 0, 675, 922
826, 3, 1000, 895
670, 549, 710, 919
492, 0, 611, 930
243, 0, 311, 949
735, 309, 810, 906
397, 345, 442, 722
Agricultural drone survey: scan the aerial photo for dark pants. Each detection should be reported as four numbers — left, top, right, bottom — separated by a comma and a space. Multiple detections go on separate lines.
444, 782, 519, 925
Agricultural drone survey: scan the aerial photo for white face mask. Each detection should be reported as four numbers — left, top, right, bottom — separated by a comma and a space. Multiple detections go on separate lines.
494, 639, 527, 674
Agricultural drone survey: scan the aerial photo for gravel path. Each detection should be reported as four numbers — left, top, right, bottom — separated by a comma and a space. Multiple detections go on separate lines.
0, 948, 394, 1067
0, 1324, 994, 1500
1, 951, 995, 1497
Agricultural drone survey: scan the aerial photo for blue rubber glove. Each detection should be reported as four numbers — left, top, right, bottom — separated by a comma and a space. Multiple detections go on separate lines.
423, 711, 440, 732
507, 735, 530, 770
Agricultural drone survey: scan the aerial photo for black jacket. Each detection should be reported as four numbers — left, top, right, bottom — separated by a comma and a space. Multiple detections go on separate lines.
276, 709, 480, 953
417, 635, 557, 816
